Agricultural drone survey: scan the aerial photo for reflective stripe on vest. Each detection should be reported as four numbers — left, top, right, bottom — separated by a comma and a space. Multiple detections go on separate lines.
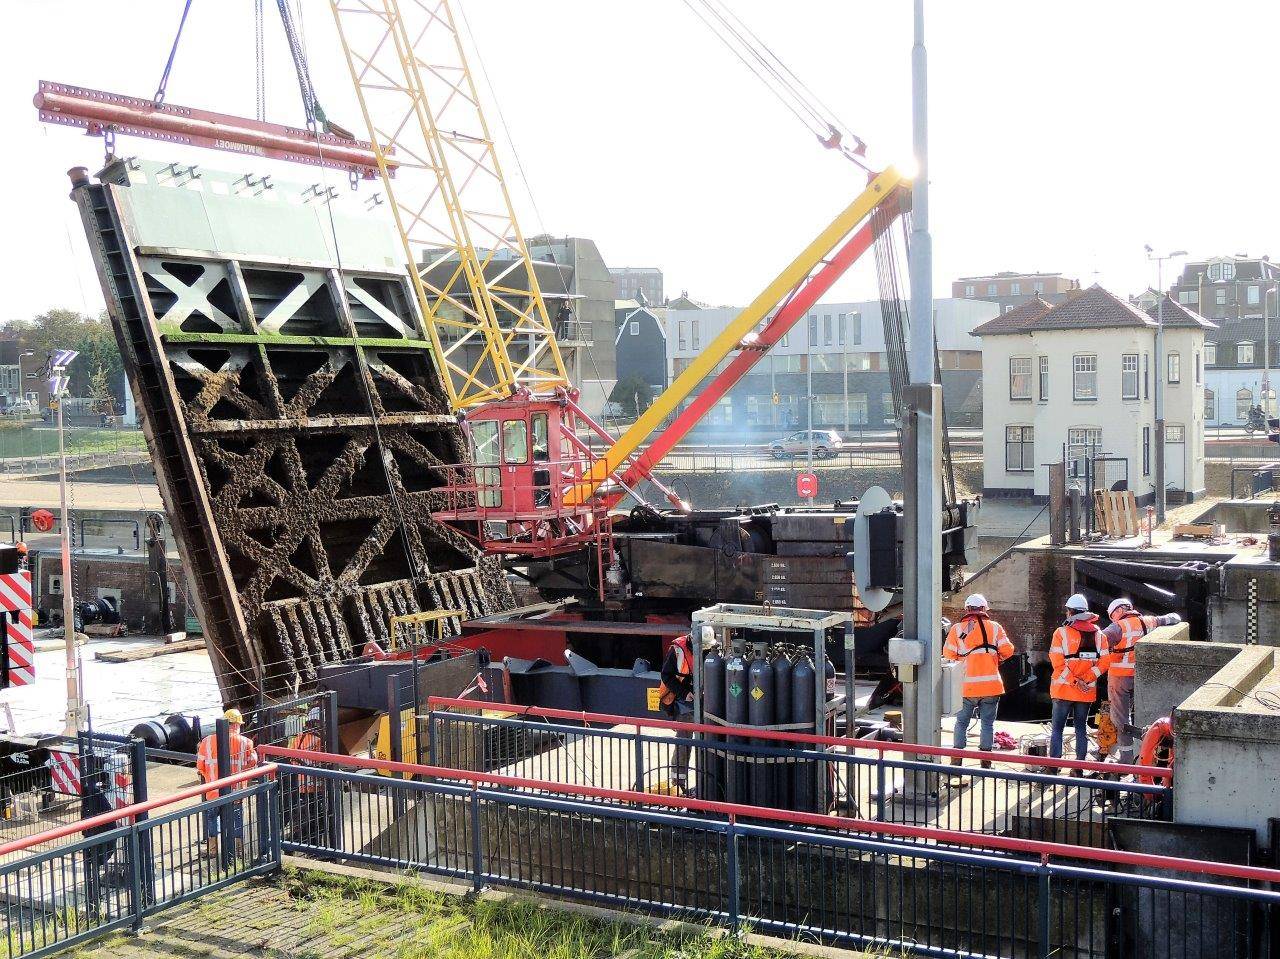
1109, 614, 1148, 674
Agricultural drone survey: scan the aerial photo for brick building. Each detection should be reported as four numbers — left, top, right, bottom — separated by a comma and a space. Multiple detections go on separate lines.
953, 272, 1081, 315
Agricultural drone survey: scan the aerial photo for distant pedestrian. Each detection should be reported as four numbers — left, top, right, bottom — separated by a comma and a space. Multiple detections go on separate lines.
195, 708, 259, 860
1100, 599, 1181, 763
1048, 594, 1109, 764
943, 594, 1015, 767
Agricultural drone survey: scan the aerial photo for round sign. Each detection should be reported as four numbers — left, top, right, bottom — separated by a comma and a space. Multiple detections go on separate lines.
31, 509, 56, 533
796, 471, 818, 499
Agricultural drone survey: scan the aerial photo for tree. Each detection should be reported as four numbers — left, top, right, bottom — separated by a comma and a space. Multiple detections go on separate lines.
6, 309, 123, 405
88, 365, 115, 415
608, 374, 654, 418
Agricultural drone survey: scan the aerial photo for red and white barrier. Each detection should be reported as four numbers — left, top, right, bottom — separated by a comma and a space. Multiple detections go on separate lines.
0, 571, 34, 687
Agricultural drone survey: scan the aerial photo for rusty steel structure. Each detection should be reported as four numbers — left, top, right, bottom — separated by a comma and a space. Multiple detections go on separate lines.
70, 157, 511, 705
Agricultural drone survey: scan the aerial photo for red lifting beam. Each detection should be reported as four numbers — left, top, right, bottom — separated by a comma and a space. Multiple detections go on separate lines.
618, 186, 907, 492
34, 81, 392, 180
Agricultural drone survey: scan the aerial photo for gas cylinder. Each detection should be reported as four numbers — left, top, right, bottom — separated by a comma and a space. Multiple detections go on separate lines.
702, 647, 727, 800
771, 649, 794, 808
724, 650, 748, 803
747, 651, 775, 807
791, 653, 817, 812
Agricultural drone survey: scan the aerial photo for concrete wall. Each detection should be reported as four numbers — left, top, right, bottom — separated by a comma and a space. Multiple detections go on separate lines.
1211, 554, 1280, 646
1132, 630, 1232, 727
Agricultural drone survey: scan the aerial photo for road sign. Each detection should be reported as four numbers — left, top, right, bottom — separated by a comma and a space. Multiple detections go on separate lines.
796, 472, 818, 499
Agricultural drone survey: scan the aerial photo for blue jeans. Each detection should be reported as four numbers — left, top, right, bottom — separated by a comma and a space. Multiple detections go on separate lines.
1050, 699, 1091, 760
952, 696, 1000, 751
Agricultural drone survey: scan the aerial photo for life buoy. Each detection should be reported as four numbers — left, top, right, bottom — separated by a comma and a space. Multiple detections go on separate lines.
1136, 716, 1174, 784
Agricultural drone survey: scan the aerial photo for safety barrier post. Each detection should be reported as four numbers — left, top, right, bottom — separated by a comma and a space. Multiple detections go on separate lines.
269, 778, 283, 869
469, 786, 484, 892
128, 825, 145, 932
427, 712, 439, 766
633, 733, 645, 793
726, 815, 740, 932
215, 718, 233, 870
324, 691, 342, 851
1037, 863, 1051, 959
129, 737, 154, 906
875, 759, 887, 820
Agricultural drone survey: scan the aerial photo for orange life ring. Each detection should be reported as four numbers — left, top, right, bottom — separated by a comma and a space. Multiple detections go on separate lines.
1136, 716, 1174, 785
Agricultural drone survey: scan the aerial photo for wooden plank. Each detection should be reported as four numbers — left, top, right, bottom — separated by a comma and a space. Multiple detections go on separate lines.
1093, 491, 1107, 533
1122, 492, 1140, 536
1172, 523, 1216, 538
95, 639, 205, 662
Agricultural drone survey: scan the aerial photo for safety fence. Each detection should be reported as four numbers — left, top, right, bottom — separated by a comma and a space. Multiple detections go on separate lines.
261, 748, 1277, 959
423, 698, 1172, 846
0, 766, 277, 959
649, 446, 983, 474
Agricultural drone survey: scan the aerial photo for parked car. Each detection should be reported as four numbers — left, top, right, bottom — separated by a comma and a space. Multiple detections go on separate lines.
770, 429, 844, 460
0, 398, 36, 417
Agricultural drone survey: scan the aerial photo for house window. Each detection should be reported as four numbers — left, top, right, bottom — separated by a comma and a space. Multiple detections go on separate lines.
1165, 424, 1185, 443
1178, 290, 1197, 304
1038, 355, 1049, 401
1209, 263, 1222, 281
1142, 426, 1151, 476
1237, 388, 1254, 420
1222, 262, 1236, 281
1068, 427, 1103, 451
1072, 354, 1098, 400
1167, 351, 1180, 384
1009, 357, 1033, 400
629, 321, 639, 335
987, 283, 998, 296
823, 314, 833, 346
780, 332, 789, 348
1005, 425, 1034, 472
849, 393, 868, 425
1204, 388, 1216, 420
691, 320, 700, 350
1011, 282, 1022, 295
1195, 351, 1201, 385
1121, 354, 1139, 399
1249, 285, 1261, 306
964, 284, 975, 297
850, 313, 862, 345
678, 321, 687, 351
1239, 341, 1255, 364
1033, 281, 1045, 293
1216, 289, 1227, 306
882, 392, 896, 423
837, 313, 846, 346
1205, 342, 1216, 366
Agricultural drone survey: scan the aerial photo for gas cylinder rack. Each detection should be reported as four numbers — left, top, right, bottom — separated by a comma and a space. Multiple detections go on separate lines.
690, 603, 851, 813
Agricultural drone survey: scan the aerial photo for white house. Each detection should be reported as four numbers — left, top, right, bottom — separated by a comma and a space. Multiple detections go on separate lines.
975, 286, 1214, 503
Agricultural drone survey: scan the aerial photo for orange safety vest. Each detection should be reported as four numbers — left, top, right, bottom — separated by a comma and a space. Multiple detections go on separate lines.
942, 615, 1014, 698
658, 637, 692, 707
290, 731, 322, 794
1103, 613, 1155, 678
1049, 623, 1110, 703
196, 732, 259, 801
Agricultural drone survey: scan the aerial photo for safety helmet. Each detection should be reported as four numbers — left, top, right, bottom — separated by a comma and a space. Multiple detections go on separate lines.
1107, 598, 1134, 617
306, 707, 322, 725
1064, 593, 1090, 613
223, 707, 244, 725
964, 593, 989, 610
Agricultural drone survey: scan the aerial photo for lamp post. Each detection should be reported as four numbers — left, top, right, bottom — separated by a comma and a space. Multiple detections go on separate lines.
1145, 246, 1187, 525
15, 351, 34, 426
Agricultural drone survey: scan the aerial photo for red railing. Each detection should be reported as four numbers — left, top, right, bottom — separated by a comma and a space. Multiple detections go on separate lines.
0, 765, 277, 860
259, 745, 1269, 886
425, 696, 1173, 781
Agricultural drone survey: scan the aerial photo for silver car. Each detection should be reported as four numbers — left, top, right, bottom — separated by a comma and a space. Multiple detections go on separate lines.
769, 429, 844, 460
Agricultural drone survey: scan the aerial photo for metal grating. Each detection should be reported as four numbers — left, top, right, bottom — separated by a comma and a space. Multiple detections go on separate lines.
71, 158, 512, 704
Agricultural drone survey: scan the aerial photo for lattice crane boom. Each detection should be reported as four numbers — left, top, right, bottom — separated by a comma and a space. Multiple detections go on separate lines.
329, 0, 570, 410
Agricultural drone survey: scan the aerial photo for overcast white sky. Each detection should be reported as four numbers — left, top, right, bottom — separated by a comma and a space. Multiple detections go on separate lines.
3, 1, 1278, 323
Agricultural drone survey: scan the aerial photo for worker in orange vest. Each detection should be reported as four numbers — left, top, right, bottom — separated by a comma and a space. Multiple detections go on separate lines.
1048, 594, 1110, 763
287, 707, 328, 846
196, 708, 259, 860
943, 594, 1015, 768
1101, 598, 1181, 763
659, 634, 695, 791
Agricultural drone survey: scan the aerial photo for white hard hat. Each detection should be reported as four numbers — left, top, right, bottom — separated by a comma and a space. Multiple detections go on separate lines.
964, 593, 989, 609
1064, 593, 1090, 612
1107, 598, 1133, 616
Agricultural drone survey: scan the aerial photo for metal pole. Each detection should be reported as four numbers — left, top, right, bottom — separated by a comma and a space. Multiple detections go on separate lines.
1264, 284, 1271, 415
903, 0, 942, 749
1155, 258, 1166, 524
57, 395, 82, 735
843, 317, 850, 434
215, 718, 233, 869
806, 324, 814, 502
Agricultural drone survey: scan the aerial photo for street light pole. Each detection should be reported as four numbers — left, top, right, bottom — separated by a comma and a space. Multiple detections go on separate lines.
805, 321, 814, 503
1146, 247, 1187, 525
15, 351, 34, 426
55, 388, 83, 735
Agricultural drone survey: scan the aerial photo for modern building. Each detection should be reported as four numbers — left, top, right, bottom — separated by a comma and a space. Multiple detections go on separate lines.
664, 297, 997, 432
953, 271, 1081, 315
614, 301, 668, 396
975, 287, 1213, 503
1168, 255, 1280, 424
611, 268, 663, 306
0, 334, 50, 412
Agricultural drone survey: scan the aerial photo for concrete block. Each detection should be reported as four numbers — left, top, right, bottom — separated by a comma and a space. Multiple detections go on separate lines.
1133, 631, 1237, 727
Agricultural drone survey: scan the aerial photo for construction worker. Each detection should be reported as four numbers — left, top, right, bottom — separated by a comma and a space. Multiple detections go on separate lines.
658, 633, 695, 791
943, 593, 1015, 767
196, 708, 259, 860
1101, 599, 1181, 764
287, 708, 328, 846
1048, 594, 1110, 764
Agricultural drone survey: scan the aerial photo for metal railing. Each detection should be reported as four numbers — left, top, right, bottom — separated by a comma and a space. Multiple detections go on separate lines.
423, 710, 1170, 844
1229, 461, 1280, 499
0, 765, 278, 959
263, 749, 1278, 959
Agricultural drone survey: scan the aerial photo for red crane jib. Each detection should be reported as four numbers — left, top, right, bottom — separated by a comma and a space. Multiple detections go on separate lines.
34, 81, 392, 180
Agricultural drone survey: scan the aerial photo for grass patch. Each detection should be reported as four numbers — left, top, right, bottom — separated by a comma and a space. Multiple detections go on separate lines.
0, 426, 146, 460
281, 868, 839, 959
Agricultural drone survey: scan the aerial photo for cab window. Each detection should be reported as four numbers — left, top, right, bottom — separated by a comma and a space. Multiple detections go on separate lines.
473, 420, 500, 464
532, 413, 549, 461
503, 419, 528, 464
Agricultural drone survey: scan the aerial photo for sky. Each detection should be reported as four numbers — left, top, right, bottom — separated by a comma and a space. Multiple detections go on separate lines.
3, 0, 1279, 324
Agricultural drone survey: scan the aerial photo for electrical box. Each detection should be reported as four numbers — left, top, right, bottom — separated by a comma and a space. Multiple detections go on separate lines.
941, 659, 966, 715
887, 638, 925, 666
